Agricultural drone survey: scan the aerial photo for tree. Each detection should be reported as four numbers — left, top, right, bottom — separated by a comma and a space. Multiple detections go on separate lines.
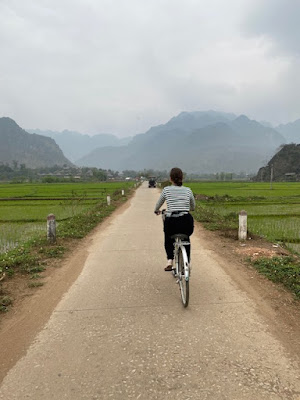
12, 160, 18, 170
92, 169, 107, 181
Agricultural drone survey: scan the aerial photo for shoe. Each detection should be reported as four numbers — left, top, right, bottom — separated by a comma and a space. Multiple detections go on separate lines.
164, 259, 173, 271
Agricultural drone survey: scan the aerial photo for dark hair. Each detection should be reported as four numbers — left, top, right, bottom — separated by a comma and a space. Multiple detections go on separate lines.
170, 167, 183, 186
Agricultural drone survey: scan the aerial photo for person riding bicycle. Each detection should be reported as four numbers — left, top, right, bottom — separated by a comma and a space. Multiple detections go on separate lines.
154, 167, 195, 271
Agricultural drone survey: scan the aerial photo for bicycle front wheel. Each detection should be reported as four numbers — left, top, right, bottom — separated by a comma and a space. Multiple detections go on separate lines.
178, 246, 189, 307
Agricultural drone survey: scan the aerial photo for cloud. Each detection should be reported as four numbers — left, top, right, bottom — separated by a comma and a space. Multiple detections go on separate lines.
239, 0, 300, 124
0, 0, 300, 134
243, 0, 300, 57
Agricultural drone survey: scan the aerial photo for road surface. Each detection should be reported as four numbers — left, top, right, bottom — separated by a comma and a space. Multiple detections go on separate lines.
0, 183, 300, 399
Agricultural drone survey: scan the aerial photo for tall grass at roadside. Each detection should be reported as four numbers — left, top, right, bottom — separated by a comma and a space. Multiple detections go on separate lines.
249, 216, 300, 243
0, 222, 44, 252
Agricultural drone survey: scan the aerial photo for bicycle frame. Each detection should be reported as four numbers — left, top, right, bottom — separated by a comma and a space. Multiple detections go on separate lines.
174, 237, 190, 281
160, 209, 191, 307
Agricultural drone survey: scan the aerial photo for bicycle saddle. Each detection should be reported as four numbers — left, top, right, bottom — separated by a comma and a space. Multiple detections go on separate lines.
171, 233, 189, 240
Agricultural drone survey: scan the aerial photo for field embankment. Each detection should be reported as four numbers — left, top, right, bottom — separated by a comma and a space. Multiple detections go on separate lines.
186, 182, 300, 299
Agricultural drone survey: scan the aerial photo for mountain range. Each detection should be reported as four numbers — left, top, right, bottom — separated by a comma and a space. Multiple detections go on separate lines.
1, 111, 300, 173
27, 129, 132, 162
76, 111, 290, 174
0, 117, 72, 168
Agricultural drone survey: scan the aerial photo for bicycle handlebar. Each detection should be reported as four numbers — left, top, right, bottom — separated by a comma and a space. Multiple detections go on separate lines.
154, 209, 166, 215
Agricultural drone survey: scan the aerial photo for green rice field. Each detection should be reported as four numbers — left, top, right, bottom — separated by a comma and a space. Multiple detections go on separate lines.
186, 182, 300, 252
0, 182, 134, 253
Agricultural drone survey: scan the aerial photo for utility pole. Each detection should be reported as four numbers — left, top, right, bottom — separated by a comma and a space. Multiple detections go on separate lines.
270, 164, 274, 189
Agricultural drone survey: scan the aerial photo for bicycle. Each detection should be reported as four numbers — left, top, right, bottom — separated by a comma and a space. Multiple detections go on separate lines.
160, 209, 191, 307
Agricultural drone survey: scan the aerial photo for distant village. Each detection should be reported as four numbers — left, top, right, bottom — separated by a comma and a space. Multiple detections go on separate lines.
0, 162, 150, 183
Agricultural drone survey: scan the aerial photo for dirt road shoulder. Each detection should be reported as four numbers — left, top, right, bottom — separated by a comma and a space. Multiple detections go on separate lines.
193, 223, 300, 364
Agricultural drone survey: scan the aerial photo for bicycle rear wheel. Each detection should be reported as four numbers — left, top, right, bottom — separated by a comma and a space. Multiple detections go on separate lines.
178, 246, 189, 307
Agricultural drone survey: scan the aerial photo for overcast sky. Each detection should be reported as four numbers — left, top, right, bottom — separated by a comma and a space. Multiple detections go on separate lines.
1, 0, 299, 136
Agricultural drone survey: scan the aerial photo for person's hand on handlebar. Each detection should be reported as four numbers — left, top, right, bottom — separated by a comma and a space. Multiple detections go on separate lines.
154, 210, 161, 215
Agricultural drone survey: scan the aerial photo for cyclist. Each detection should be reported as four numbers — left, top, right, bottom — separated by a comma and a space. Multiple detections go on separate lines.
154, 167, 195, 271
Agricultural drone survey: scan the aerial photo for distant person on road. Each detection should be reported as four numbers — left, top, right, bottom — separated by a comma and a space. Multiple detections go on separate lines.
154, 167, 195, 271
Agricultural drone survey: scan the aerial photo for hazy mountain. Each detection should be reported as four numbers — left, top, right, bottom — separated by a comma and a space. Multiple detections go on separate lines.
0, 118, 73, 168
28, 129, 132, 162
276, 119, 300, 143
153, 110, 237, 132
259, 120, 273, 128
128, 110, 237, 148
255, 144, 300, 181
76, 111, 286, 174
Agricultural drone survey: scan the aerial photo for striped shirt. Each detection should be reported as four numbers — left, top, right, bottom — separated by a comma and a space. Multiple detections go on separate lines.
155, 185, 195, 214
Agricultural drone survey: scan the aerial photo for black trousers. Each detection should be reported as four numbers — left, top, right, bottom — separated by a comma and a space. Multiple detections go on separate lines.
163, 213, 194, 261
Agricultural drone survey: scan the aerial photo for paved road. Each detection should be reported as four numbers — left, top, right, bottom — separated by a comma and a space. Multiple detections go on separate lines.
0, 183, 300, 399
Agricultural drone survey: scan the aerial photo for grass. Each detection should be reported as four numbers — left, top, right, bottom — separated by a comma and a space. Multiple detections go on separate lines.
0, 295, 12, 312
192, 203, 238, 234
38, 245, 65, 258
0, 222, 45, 253
0, 181, 135, 311
249, 216, 300, 243
183, 181, 300, 299
0, 182, 131, 198
187, 181, 300, 198
0, 200, 97, 221
0, 182, 133, 253
187, 182, 300, 244
251, 256, 300, 299
28, 282, 44, 288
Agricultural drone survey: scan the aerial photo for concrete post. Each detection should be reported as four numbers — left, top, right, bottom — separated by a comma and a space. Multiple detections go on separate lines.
47, 214, 56, 243
107, 195, 111, 205
122, 190, 124, 196
238, 210, 247, 240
